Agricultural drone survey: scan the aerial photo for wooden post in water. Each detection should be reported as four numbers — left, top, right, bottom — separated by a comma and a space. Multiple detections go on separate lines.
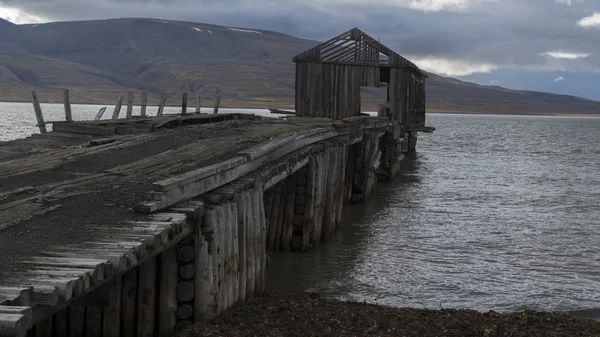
182, 92, 188, 116
126, 92, 134, 119
112, 95, 123, 120
140, 92, 148, 117
94, 107, 107, 121
63, 89, 72, 122
195, 92, 201, 114
31, 91, 47, 133
213, 95, 221, 114
157, 92, 166, 116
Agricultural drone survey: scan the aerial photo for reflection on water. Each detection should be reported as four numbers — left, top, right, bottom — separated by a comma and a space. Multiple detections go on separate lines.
267, 113, 600, 313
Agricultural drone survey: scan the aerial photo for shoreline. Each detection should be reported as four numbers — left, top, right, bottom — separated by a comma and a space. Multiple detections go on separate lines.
177, 292, 600, 337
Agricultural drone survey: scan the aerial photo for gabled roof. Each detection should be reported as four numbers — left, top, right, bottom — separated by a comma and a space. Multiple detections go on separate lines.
293, 27, 426, 77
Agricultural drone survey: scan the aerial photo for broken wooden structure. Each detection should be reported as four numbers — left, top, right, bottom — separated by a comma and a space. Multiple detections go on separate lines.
0, 28, 433, 337
293, 27, 427, 127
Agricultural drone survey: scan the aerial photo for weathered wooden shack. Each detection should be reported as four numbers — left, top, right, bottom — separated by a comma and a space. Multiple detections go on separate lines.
294, 27, 427, 126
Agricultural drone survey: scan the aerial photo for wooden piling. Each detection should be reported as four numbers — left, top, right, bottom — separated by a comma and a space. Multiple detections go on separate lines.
235, 192, 247, 302
31, 91, 47, 134
137, 259, 156, 337
195, 93, 201, 114
246, 193, 256, 297
267, 184, 282, 252
231, 202, 240, 305
158, 247, 177, 337
140, 92, 148, 117
102, 276, 122, 337
222, 203, 231, 310
126, 92, 134, 119
256, 182, 267, 291
273, 181, 287, 252
313, 152, 327, 245
322, 147, 338, 241
86, 307, 102, 337
63, 89, 72, 122
94, 107, 107, 121
121, 269, 138, 337
54, 308, 69, 337
213, 95, 221, 114
182, 93, 188, 116
303, 157, 319, 250
112, 95, 123, 120
157, 93, 167, 117
69, 304, 85, 337
281, 175, 296, 252
194, 223, 210, 321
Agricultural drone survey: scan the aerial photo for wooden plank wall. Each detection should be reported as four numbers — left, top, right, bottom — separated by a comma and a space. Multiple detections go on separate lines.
295, 62, 380, 119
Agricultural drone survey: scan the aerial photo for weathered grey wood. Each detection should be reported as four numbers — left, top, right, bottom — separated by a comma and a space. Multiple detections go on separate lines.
181, 93, 188, 116
63, 90, 72, 122
35, 316, 51, 337
158, 247, 177, 337
137, 259, 156, 337
121, 269, 138, 337
86, 307, 102, 337
193, 230, 209, 321
212, 95, 221, 114
176, 305, 193, 321
250, 186, 262, 293
94, 107, 107, 121
157, 92, 167, 117
281, 175, 296, 252
102, 275, 121, 337
198, 209, 216, 320
178, 245, 195, 264
234, 192, 247, 302
179, 264, 194, 280
31, 91, 47, 134
266, 184, 281, 252
195, 92, 201, 114
176, 281, 194, 303
140, 92, 148, 117
126, 92, 134, 119
69, 305, 85, 337
255, 181, 267, 291
246, 193, 256, 297
0, 313, 28, 337
217, 205, 225, 313
112, 95, 123, 120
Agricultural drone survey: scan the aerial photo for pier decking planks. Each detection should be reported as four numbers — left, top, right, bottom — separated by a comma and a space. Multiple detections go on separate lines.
0, 113, 422, 337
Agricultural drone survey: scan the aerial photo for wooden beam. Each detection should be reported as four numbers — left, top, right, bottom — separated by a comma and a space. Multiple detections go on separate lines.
181, 93, 188, 116
213, 95, 221, 114
157, 92, 166, 117
94, 107, 107, 121
195, 92, 201, 114
31, 91, 47, 134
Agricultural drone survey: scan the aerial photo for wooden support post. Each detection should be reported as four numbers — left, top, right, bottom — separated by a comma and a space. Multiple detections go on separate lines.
273, 180, 287, 252
35, 316, 52, 337
231, 202, 240, 306
137, 259, 156, 337
202, 209, 218, 319
246, 193, 256, 297
86, 307, 102, 337
313, 152, 327, 245
322, 147, 338, 242
194, 221, 211, 321
102, 276, 122, 337
126, 92, 134, 119
195, 92, 201, 114
157, 93, 166, 117
212, 95, 221, 114
234, 192, 247, 302
303, 160, 318, 250
267, 185, 282, 252
251, 185, 262, 293
54, 308, 69, 337
63, 89, 72, 122
69, 304, 85, 337
158, 247, 177, 337
31, 91, 47, 134
112, 95, 123, 120
256, 181, 267, 291
181, 93, 188, 116
222, 204, 231, 310
140, 92, 148, 117
121, 269, 138, 337
281, 175, 296, 252
94, 107, 107, 121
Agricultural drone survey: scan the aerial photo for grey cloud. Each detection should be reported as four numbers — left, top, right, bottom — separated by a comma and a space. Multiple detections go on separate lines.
1, 0, 600, 74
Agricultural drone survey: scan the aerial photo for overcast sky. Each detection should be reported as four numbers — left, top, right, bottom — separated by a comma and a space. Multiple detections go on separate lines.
1, 0, 599, 99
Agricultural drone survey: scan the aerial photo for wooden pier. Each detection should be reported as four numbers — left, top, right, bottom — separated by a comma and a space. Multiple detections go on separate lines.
0, 28, 432, 337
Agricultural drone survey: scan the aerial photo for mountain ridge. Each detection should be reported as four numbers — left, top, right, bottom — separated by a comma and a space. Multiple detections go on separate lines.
0, 18, 598, 115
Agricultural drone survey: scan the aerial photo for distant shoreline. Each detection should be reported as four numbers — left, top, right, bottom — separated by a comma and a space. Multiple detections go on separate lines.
2, 100, 599, 118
